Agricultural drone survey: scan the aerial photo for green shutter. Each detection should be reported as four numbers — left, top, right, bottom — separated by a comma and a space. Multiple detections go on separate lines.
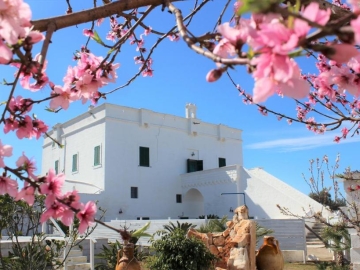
219, 158, 226, 167
139, 147, 150, 167
54, 160, 59, 174
94, 146, 100, 166
72, 154, 78, 172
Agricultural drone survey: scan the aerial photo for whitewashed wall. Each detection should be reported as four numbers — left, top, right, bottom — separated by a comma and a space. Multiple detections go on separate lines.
42, 103, 243, 221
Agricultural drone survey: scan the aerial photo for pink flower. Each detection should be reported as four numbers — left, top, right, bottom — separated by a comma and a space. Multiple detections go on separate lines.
40, 201, 65, 223
0, 140, 12, 168
49, 85, 74, 110
96, 18, 104, 26
83, 29, 94, 37
0, 176, 18, 198
9, 96, 32, 114
77, 201, 96, 234
217, 22, 249, 47
326, 44, 360, 63
342, 127, 349, 138
40, 169, 65, 206
16, 152, 37, 178
0, 0, 32, 44
0, 40, 12, 64
206, 68, 223, 82
294, 2, 331, 38
16, 115, 33, 139
32, 119, 48, 139
16, 184, 35, 205
351, 16, 360, 45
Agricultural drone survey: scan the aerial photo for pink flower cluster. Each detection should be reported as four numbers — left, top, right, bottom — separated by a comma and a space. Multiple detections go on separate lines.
207, 2, 360, 103
0, 141, 96, 234
0, 0, 44, 65
50, 49, 120, 110
3, 95, 48, 139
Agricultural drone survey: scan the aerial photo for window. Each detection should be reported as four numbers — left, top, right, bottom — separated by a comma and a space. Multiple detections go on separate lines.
54, 160, 59, 174
176, 194, 182, 203
219, 158, 226, 168
94, 145, 101, 166
131, 187, 138, 199
139, 147, 150, 167
187, 159, 203, 173
72, 154, 78, 172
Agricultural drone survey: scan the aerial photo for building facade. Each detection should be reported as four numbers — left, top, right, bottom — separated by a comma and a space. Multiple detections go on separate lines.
42, 103, 328, 222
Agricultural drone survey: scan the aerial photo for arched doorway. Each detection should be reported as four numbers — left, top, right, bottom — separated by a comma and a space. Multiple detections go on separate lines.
184, 188, 204, 218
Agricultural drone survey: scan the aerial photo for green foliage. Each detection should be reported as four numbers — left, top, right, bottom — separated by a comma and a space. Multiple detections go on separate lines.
1, 235, 65, 270
197, 216, 228, 233
309, 189, 346, 211
256, 222, 274, 242
95, 240, 122, 270
156, 221, 196, 236
315, 261, 350, 270
198, 214, 219, 219
321, 224, 350, 252
147, 228, 216, 270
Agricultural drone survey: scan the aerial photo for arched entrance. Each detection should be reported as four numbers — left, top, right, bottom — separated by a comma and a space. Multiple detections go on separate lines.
184, 188, 204, 218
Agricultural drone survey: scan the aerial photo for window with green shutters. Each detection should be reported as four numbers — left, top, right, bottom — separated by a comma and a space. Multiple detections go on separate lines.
54, 160, 59, 174
131, 187, 138, 198
94, 145, 101, 166
219, 158, 226, 168
176, 194, 182, 203
139, 147, 150, 167
72, 154, 78, 172
187, 159, 203, 173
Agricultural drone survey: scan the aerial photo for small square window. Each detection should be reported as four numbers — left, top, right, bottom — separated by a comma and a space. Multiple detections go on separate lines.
219, 158, 226, 168
54, 160, 59, 174
94, 146, 101, 166
139, 147, 150, 167
72, 154, 78, 172
176, 194, 182, 203
131, 187, 138, 199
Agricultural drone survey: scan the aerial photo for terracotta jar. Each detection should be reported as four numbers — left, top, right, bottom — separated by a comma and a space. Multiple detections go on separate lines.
115, 243, 141, 270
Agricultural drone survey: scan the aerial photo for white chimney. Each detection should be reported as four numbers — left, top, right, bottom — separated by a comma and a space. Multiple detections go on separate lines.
185, 103, 197, 119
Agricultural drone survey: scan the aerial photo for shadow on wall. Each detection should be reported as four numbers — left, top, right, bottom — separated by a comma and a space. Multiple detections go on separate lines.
240, 167, 270, 220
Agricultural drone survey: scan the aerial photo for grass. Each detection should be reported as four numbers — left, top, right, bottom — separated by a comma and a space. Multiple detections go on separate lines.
285, 262, 318, 269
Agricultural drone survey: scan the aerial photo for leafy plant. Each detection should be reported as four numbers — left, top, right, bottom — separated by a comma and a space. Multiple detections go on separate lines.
256, 223, 274, 243
197, 216, 228, 233
147, 228, 216, 270
155, 221, 196, 237
95, 240, 123, 270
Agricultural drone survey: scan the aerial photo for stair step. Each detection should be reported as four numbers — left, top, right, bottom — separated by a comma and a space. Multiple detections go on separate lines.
59, 263, 91, 270
55, 256, 88, 264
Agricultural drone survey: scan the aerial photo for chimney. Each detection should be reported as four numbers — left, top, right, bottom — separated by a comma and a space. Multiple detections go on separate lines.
185, 103, 197, 119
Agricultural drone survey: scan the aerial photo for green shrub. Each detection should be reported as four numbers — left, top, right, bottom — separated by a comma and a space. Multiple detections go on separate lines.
95, 240, 122, 270
147, 228, 216, 270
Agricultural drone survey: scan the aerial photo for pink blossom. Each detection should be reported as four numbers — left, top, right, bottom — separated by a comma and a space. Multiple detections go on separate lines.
40, 168, 65, 206
213, 39, 236, 64
217, 22, 249, 47
326, 44, 360, 63
83, 29, 94, 37
294, 2, 331, 38
348, 0, 360, 12
32, 119, 48, 139
40, 201, 65, 223
342, 127, 349, 138
0, 40, 12, 64
16, 115, 33, 139
206, 68, 223, 82
16, 184, 35, 205
49, 85, 74, 110
9, 96, 32, 114
16, 152, 36, 178
77, 201, 96, 234
167, 33, 180, 42
0, 140, 12, 168
0, 176, 18, 198
351, 16, 360, 45
0, 0, 32, 44
25, 30, 44, 44
3, 117, 19, 134
96, 18, 104, 26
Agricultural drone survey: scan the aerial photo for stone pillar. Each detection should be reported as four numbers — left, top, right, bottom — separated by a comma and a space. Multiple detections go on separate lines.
343, 172, 360, 269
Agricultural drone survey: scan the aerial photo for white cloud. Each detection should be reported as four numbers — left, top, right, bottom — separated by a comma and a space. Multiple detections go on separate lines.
246, 134, 360, 152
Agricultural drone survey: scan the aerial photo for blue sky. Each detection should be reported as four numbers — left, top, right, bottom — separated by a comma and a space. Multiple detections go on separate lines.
0, 0, 356, 198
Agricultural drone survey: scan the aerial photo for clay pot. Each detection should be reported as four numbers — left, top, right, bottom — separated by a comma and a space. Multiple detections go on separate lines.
115, 243, 141, 270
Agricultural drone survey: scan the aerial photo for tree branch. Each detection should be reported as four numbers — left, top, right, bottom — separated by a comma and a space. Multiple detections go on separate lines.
32, 0, 181, 32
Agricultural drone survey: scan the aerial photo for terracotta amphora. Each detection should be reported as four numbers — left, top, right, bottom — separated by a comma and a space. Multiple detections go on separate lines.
115, 243, 141, 270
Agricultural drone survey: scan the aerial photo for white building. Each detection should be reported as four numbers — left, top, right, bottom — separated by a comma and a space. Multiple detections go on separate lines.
42, 103, 327, 221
